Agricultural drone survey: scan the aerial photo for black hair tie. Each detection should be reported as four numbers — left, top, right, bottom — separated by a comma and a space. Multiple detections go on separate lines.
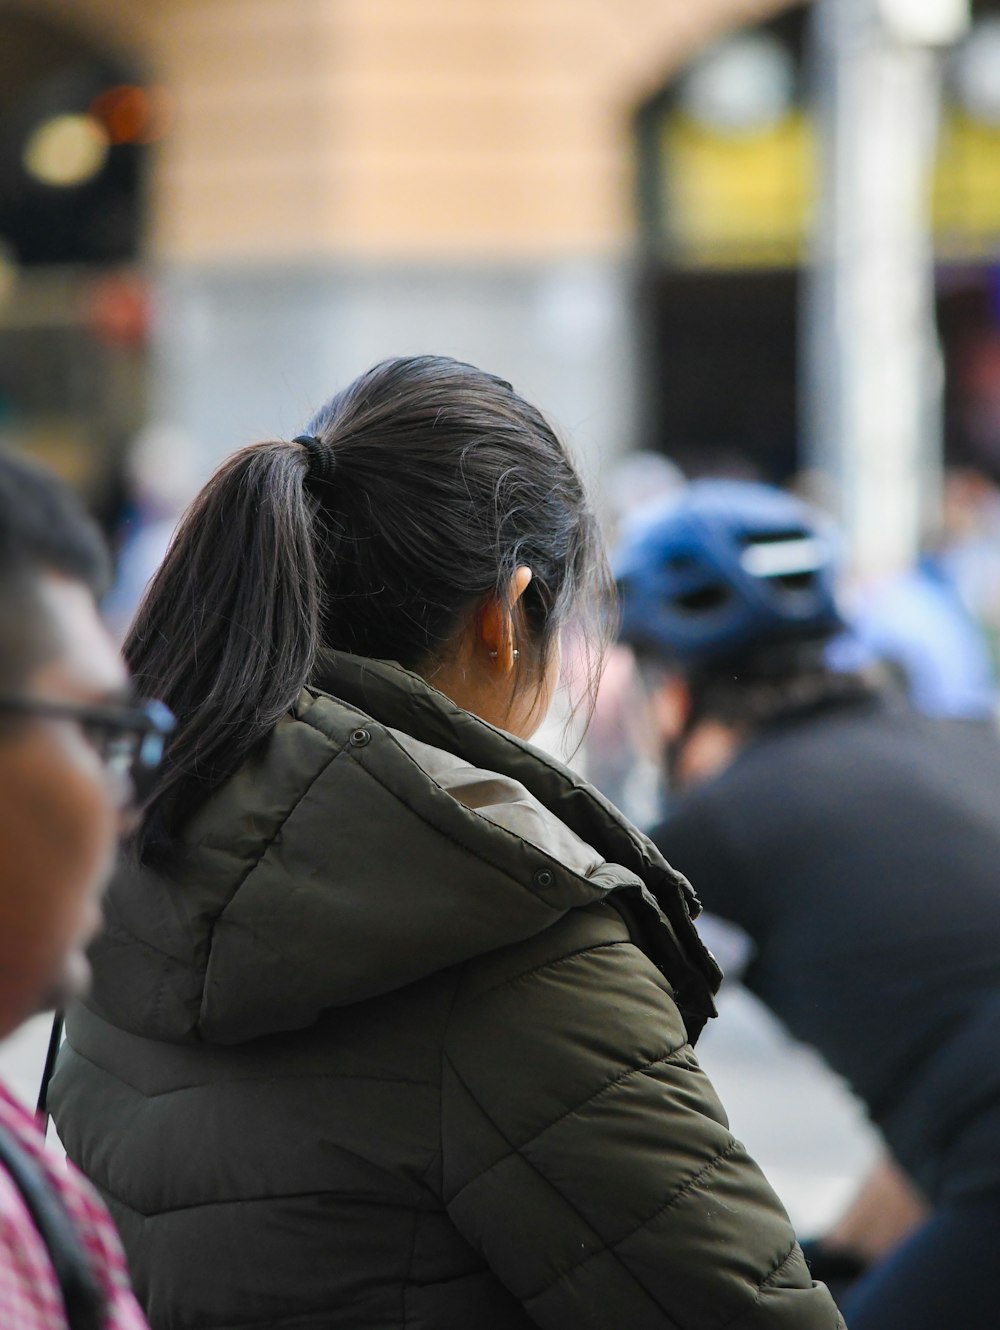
293, 434, 336, 484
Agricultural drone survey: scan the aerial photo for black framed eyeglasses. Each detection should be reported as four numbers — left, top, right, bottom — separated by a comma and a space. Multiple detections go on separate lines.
0, 695, 175, 801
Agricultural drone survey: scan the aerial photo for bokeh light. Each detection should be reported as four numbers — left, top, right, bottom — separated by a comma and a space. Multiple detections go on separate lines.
89, 85, 174, 145
22, 113, 109, 187
954, 17, 1000, 125
680, 32, 796, 135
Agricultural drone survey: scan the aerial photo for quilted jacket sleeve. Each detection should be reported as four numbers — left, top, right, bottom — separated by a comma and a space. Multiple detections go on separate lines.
440, 902, 844, 1330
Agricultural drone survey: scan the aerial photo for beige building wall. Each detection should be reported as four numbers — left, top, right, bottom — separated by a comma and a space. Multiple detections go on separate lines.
32, 0, 802, 262
10, 0, 803, 485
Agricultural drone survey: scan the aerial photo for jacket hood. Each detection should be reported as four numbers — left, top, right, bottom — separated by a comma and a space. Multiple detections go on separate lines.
89, 654, 719, 1046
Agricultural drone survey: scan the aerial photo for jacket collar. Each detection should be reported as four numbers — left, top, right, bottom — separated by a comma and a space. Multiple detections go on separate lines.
89, 654, 720, 1047
313, 654, 721, 1028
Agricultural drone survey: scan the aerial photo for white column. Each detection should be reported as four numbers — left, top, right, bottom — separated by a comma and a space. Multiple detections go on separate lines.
803, 0, 968, 577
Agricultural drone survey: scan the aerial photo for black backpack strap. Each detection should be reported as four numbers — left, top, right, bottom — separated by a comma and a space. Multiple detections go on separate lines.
36, 1010, 65, 1127
0, 1123, 105, 1330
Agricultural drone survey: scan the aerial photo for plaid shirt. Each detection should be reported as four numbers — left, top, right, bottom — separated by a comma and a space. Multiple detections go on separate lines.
0, 1082, 147, 1330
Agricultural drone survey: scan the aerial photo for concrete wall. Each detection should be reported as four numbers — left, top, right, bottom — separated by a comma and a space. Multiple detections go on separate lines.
151, 257, 636, 482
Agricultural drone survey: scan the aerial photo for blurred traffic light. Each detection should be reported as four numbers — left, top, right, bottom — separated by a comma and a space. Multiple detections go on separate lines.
0, 15, 162, 268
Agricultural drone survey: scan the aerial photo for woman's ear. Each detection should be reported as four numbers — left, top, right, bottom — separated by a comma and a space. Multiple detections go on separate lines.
479, 566, 532, 671
509, 566, 533, 607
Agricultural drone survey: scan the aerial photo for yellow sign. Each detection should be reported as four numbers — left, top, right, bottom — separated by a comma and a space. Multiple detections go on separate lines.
660, 112, 813, 267
655, 108, 1000, 267
933, 112, 1000, 258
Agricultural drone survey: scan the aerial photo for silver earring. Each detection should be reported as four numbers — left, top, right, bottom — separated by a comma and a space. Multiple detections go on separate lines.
512, 649, 520, 659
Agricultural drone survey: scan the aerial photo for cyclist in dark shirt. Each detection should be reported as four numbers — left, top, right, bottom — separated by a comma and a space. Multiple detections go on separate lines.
614, 479, 1000, 1330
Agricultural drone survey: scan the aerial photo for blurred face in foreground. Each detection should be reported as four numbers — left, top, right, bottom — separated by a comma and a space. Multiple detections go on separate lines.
0, 574, 128, 1039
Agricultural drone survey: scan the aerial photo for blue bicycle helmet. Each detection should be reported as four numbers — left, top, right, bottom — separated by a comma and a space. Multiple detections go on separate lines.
614, 480, 843, 666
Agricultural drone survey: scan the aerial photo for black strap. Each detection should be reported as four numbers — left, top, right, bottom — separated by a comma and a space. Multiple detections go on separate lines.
37, 1009, 64, 1126
0, 1123, 105, 1330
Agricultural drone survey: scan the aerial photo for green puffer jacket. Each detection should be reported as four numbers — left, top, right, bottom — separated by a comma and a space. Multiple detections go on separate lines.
51, 655, 843, 1330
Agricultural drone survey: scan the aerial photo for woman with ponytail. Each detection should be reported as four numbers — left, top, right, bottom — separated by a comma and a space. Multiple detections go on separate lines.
50, 357, 842, 1330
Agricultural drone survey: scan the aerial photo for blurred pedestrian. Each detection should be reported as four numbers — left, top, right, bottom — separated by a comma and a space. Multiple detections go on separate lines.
615, 478, 1000, 1330
102, 423, 199, 642
847, 554, 997, 720
585, 451, 686, 822
51, 358, 843, 1330
0, 452, 169, 1330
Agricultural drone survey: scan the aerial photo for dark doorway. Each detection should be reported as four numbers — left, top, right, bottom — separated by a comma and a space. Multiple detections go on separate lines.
637, 266, 799, 482
634, 10, 808, 483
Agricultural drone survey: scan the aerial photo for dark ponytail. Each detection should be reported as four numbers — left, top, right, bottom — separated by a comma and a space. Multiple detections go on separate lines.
126, 442, 322, 855
130, 355, 614, 860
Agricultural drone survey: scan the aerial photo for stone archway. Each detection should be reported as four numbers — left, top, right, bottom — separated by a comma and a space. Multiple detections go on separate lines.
594, 0, 807, 104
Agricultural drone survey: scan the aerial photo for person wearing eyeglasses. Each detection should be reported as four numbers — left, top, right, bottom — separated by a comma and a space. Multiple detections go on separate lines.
0, 450, 170, 1330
